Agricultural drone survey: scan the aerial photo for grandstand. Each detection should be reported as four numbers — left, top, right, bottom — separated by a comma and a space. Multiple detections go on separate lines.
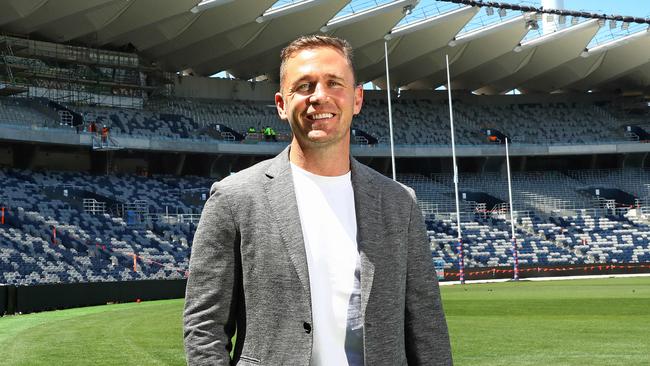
1, 0, 650, 301
0, 92, 637, 145
0, 167, 205, 285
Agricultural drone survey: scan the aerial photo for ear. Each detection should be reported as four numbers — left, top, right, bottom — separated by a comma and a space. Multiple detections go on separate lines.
275, 92, 287, 120
353, 85, 363, 115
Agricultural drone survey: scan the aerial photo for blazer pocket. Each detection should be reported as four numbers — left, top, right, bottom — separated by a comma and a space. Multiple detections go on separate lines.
237, 355, 261, 365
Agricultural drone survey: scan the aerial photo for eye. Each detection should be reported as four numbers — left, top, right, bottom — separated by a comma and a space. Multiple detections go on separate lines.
328, 80, 342, 88
295, 82, 311, 92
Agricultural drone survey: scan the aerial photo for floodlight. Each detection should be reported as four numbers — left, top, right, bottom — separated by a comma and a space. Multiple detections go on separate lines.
621, 21, 629, 30
498, 8, 506, 17
609, 19, 617, 29
558, 15, 566, 24
486, 7, 494, 16
580, 48, 589, 58
403, 4, 414, 15
597, 18, 605, 27
448, 38, 457, 47
571, 16, 579, 25
546, 14, 554, 23
513, 43, 523, 53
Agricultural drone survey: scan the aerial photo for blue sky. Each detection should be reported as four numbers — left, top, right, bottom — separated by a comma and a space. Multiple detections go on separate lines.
542, 0, 650, 16
273, 1, 650, 18
426, 0, 650, 18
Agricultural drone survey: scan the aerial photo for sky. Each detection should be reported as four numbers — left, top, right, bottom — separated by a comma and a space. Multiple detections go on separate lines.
540, 0, 650, 17
272, 0, 650, 19
470, 0, 650, 17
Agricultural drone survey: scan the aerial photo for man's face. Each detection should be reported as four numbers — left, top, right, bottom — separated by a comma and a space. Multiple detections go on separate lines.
275, 46, 363, 149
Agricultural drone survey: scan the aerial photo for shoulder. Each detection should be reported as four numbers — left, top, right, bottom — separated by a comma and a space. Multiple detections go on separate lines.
201, 157, 276, 221
209, 157, 274, 196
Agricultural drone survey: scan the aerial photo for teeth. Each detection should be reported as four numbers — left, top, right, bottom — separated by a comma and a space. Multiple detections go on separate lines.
311, 113, 333, 120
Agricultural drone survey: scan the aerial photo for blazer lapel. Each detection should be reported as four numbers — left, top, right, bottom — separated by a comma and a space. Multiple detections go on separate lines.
350, 158, 381, 318
265, 147, 311, 297
264, 150, 381, 316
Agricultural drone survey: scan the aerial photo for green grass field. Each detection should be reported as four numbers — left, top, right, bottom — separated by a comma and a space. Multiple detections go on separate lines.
0, 276, 648, 365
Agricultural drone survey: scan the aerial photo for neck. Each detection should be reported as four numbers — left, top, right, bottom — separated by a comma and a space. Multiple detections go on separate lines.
289, 139, 350, 176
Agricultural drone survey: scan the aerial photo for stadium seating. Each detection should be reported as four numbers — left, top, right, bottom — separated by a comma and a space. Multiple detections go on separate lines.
150, 98, 291, 136
353, 98, 626, 145
2, 165, 650, 281
0, 95, 634, 146
0, 97, 59, 128
567, 169, 650, 200
3, 90, 650, 282
0, 168, 197, 285
75, 105, 198, 139
398, 168, 650, 269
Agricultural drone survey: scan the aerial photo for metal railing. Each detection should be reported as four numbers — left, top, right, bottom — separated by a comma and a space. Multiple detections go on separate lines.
83, 198, 106, 215
145, 213, 202, 225
91, 134, 122, 150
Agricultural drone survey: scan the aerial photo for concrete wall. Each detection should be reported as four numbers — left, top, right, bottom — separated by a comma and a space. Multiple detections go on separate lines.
32, 149, 91, 171
112, 156, 148, 174
2, 279, 186, 315
398, 89, 615, 104
2, 124, 650, 159
0, 146, 13, 167
173, 76, 278, 101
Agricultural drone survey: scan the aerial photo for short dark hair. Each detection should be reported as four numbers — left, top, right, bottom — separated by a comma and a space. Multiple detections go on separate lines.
279, 35, 356, 88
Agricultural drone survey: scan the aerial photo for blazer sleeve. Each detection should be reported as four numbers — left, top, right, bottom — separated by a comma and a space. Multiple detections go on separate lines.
184, 182, 239, 366
404, 191, 453, 365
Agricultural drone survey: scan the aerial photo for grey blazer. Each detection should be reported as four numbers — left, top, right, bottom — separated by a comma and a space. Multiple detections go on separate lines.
184, 147, 452, 366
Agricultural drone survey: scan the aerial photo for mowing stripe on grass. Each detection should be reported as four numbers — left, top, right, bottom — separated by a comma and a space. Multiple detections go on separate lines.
0, 277, 648, 365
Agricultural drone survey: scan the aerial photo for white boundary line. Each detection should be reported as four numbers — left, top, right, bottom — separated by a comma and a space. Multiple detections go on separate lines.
439, 272, 650, 286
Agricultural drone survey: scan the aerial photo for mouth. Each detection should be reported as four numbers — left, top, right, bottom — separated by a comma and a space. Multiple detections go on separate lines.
306, 112, 336, 122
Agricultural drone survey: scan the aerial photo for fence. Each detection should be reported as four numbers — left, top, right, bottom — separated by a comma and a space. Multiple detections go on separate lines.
83, 198, 106, 214
1, 279, 186, 315
144, 213, 202, 225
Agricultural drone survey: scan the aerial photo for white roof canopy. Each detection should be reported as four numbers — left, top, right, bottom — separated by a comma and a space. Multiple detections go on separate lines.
0, 0, 647, 94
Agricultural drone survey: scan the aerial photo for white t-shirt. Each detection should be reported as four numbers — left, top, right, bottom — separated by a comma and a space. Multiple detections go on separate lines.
291, 162, 364, 366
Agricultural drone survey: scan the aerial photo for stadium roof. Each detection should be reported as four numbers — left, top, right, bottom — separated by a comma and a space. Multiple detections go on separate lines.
1, 0, 649, 94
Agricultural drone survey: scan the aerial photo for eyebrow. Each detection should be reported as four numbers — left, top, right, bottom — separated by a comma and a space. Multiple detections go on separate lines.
292, 73, 346, 85
323, 73, 345, 82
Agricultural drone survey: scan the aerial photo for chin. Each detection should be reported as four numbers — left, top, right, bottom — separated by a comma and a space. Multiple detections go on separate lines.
307, 130, 328, 140
297, 135, 332, 147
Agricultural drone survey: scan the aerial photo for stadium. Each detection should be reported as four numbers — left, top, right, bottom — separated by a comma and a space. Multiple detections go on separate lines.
0, 0, 649, 365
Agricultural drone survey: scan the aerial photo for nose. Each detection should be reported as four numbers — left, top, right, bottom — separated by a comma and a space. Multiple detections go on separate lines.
309, 82, 328, 104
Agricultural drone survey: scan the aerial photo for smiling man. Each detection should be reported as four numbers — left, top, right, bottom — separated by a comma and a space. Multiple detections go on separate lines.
275, 40, 362, 176
184, 35, 452, 366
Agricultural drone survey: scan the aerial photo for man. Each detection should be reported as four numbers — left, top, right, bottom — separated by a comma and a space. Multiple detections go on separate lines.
184, 35, 452, 365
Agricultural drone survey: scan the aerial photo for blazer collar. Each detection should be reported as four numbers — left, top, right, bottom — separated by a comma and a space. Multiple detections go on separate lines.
264, 146, 311, 297
350, 158, 381, 318
265, 146, 381, 318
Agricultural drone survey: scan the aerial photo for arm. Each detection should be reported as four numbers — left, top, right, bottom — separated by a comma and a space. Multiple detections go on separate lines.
184, 182, 240, 365
404, 192, 453, 365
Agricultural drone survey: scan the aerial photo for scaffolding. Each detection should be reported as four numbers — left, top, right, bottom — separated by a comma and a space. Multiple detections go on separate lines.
0, 34, 172, 108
